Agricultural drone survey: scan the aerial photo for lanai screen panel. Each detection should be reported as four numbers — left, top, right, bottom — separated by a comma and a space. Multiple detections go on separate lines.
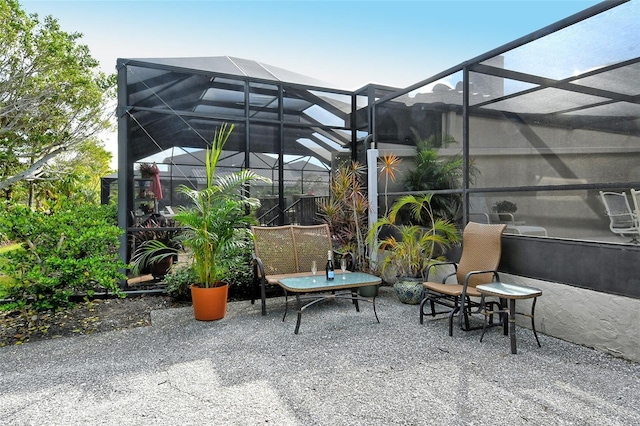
119, 56, 356, 239
371, 70, 466, 215
467, 0, 640, 242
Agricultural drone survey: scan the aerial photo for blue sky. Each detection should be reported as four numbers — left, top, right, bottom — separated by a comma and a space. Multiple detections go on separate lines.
22, 0, 604, 90
19, 0, 604, 165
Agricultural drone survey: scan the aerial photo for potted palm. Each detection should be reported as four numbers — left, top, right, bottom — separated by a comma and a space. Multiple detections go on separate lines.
368, 193, 460, 304
174, 123, 270, 321
129, 221, 183, 279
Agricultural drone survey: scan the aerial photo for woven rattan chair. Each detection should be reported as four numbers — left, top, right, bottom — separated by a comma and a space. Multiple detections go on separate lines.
252, 224, 340, 315
419, 222, 507, 336
600, 191, 639, 243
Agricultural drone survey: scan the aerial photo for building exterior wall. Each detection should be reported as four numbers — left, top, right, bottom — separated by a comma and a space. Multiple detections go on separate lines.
494, 273, 640, 363
427, 265, 640, 363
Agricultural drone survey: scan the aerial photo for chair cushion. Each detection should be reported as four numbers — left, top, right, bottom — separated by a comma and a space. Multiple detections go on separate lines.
423, 281, 482, 298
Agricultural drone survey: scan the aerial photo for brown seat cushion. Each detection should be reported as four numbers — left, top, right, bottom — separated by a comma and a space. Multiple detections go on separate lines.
423, 282, 482, 298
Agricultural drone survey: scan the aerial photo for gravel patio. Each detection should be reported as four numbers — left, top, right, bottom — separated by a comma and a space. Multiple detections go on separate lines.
1, 286, 638, 425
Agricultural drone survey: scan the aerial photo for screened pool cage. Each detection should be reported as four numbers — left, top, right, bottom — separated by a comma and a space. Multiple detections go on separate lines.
111, 0, 639, 298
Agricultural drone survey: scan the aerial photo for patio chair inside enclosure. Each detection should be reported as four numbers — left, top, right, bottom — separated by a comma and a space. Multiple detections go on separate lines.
468, 194, 547, 236
599, 191, 640, 243
630, 189, 640, 223
251, 224, 354, 315
420, 222, 507, 336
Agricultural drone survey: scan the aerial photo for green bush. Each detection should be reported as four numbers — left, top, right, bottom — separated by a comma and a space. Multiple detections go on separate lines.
164, 244, 254, 302
164, 264, 197, 301
0, 202, 126, 311
226, 249, 254, 300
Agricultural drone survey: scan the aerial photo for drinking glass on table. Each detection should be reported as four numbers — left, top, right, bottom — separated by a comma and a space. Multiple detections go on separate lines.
340, 258, 347, 279
311, 261, 317, 282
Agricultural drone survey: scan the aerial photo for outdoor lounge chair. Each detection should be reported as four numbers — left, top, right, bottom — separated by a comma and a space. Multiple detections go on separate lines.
599, 191, 639, 243
630, 189, 640, 221
469, 194, 547, 237
419, 222, 506, 336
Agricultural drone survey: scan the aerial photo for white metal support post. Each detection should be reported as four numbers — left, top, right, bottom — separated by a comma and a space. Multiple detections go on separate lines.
367, 147, 379, 263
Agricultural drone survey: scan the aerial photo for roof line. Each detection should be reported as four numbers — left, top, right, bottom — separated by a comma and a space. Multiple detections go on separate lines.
226, 56, 248, 76
255, 61, 281, 81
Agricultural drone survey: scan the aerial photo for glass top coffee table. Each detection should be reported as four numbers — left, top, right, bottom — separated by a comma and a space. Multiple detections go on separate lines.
277, 272, 382, 334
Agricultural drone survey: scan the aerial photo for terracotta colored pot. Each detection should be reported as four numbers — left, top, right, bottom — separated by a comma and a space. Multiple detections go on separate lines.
191, 282, 229, 321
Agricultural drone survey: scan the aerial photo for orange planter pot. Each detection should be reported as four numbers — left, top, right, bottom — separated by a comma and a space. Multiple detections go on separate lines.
191, 282, 229, 321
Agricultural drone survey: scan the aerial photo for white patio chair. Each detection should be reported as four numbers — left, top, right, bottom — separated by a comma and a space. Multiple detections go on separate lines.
599, 191, 639, 243
469, 194, 547, 237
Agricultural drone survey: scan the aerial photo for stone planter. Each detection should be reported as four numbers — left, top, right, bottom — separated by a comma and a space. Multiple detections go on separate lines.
393, 277, 424, 305
498, 213, 513, 222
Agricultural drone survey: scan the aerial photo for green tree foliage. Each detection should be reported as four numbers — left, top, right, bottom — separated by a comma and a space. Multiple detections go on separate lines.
0, 201, 126, 311
28, 139, 113, 209
0, 0, 115, 193
404, 135, 476, 223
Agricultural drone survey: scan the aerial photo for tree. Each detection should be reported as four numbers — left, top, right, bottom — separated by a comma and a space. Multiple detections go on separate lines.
0, 0, 115, 192
29, 138, 114, 209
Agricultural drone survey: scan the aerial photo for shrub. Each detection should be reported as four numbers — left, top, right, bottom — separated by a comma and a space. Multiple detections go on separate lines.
164, 264, 197, 301
492, 200, 518, 214
165, 243, 254, 301
319, 161, 369, 270
0, 202, 126, 311
226, 248, 254, 300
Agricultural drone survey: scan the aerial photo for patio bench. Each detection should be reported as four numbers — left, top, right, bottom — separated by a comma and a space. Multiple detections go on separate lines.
251, 224, 353, 315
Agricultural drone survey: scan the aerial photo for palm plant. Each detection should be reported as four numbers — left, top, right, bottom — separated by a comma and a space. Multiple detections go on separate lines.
174, 123, 270, 288
129, 222, 183, 276
367, 193, 460, 279
404, 134, 475, 223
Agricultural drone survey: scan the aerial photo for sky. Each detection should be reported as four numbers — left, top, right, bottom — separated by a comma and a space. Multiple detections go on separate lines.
20, 0, 604, 167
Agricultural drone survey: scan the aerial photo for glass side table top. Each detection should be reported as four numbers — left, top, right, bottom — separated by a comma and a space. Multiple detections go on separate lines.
476, 282, 542, 299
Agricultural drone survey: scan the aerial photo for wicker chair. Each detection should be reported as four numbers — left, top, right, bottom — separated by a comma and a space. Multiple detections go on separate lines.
251, 224, 352, 315
419, 222, 507, 336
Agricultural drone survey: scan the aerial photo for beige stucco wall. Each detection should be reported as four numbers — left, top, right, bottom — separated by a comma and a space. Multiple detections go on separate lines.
425, 265, 640, 363
491, 273, 640, 363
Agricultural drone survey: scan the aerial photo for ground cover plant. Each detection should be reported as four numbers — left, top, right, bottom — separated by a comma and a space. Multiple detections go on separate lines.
0, 294, 190, 346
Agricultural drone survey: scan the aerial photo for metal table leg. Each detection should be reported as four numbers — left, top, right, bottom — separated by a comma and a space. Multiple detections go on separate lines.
291, 290, 380, 334
509, 298, 517, 354
531, 297, 541, 347
294, 294, 303, 334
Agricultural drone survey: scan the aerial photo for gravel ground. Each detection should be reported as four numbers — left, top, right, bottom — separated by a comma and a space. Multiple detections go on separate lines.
1, 286, 638, 425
